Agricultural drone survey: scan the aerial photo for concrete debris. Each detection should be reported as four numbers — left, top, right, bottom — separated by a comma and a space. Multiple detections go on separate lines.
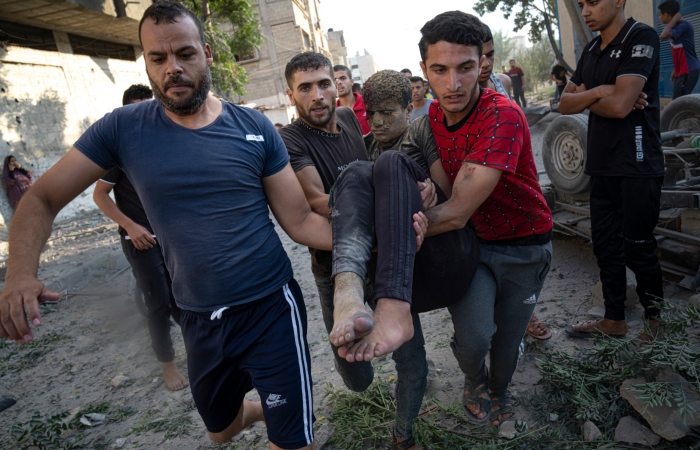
498, 420, 517, 440
110, 375, 130, 388
620, 370, 700, 441
581, 421, 602, 441
614, 416, 660, 446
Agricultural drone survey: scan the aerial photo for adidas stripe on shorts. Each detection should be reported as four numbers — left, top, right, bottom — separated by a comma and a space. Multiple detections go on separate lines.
180, 278, 314, 448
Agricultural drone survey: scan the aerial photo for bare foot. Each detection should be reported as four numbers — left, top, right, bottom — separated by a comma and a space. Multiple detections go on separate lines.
339, 298, 414, 362
329, 272, 374, 347
568, 318, 628, 337
161, 361, 189, 391
640, 318, 662, 342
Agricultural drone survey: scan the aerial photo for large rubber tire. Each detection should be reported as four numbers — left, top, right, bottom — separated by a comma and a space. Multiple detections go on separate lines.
542, 114, 590, 195
660, 94, 700, 133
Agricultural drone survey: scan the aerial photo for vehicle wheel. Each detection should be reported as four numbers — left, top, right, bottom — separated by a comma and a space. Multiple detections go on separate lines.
660, 94, 700, 133
128, 273, 149, 318
542, 114, 590, 195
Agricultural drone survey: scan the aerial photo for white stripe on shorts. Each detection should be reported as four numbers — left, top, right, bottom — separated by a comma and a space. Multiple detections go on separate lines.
283, 284, 314, 445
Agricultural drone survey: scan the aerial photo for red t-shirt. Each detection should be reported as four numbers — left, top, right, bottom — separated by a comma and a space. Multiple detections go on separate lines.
337, 92, 371, 135
428, 89, 552, 241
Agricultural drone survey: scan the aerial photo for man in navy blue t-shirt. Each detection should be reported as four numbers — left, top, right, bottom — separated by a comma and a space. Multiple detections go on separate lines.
0, 3, 337, 449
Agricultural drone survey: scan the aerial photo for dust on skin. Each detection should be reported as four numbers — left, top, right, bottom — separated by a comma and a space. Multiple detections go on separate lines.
362, 70, 413, 147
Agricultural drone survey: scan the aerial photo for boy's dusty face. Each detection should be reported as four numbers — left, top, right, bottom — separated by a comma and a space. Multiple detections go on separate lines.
366, 99, 411, 146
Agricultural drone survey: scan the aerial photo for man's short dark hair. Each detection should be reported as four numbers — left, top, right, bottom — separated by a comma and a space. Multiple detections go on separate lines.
139, 1, 205, 46
333, 64, 352, 79
482, 24, 493, 43
285, 52, 333, 88
400, 68, 412, 75
409, 76, 425, 84
510, 59, 515, 62
658, 0, 680, 16
419, 11, 484, 62
362, 70, 412, 111
122, 84, 153, 106
352, 83, 362, 93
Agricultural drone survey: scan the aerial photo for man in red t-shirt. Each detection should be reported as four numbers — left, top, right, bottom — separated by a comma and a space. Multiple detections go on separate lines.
333, 12, 552, 431
334, 64, 371, 134
404, 12, 550, 428
508, 59, 527, 108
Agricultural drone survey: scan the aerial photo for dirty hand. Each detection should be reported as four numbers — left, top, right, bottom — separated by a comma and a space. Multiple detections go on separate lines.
125, 224, 156, 250
0, 275, 60, 344
633, 92, 648, 111
413, 212, 428, 252
418, 179, 437, 210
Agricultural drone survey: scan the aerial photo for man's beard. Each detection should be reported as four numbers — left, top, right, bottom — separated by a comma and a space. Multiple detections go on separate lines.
149, 68, 211, 116
298, 101, 335, 128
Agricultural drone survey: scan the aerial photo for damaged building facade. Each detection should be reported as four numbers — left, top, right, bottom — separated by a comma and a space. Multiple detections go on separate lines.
0, 0, 151, 234
235, 0, 344, 125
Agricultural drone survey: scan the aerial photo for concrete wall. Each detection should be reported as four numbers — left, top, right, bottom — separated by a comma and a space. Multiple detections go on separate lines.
0, 31, 148, 232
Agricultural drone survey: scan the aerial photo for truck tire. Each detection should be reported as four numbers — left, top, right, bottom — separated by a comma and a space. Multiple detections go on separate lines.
660, 94, 700, 133
542, 114, 590, 195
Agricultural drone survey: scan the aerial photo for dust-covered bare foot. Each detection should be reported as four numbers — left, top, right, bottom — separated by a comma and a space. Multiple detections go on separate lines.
161, 361, 189, 391
329, 272, 374, 348
339, 298, 414, 362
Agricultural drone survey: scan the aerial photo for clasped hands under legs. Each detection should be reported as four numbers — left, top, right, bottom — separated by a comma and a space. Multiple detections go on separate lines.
329, 272, 414, 363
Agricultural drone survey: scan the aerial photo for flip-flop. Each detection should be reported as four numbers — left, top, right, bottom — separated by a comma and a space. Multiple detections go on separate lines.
526, 315, 551, 340
462, 374, 491, 425
565, 320, 626, 339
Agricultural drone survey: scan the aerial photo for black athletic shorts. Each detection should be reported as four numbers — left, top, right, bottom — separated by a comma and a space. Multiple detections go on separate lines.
180, 278, 315, 448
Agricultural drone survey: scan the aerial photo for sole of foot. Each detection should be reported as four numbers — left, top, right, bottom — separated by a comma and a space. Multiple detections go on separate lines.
329, 273, 374, 347
339, 298, 414, 362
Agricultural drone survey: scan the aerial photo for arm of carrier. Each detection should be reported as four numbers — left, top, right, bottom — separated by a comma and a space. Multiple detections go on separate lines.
264, 163, 333, 251
0, 148, 107, 343
92, 181, 157, 250
425, 162, 502, 237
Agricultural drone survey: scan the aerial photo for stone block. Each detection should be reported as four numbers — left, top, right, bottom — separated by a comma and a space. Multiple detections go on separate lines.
581, 421, 602, 441
614, 416, 660, 446
591, 268, 639, 309
620, 371, 700, 441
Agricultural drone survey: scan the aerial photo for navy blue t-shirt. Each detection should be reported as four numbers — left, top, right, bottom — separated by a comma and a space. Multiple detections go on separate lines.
75, 100, 293, 312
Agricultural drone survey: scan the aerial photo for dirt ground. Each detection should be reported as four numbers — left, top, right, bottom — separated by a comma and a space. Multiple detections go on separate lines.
0, 114, 696, 449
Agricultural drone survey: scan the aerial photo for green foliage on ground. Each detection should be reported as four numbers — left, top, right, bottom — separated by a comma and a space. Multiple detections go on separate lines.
325, 300, 700, 449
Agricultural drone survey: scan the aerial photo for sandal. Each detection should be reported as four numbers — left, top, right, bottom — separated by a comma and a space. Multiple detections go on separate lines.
565, 319, 627, 339
489, 391, 515, 427
526, 315, 551, 340
462, 374, 491, 425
